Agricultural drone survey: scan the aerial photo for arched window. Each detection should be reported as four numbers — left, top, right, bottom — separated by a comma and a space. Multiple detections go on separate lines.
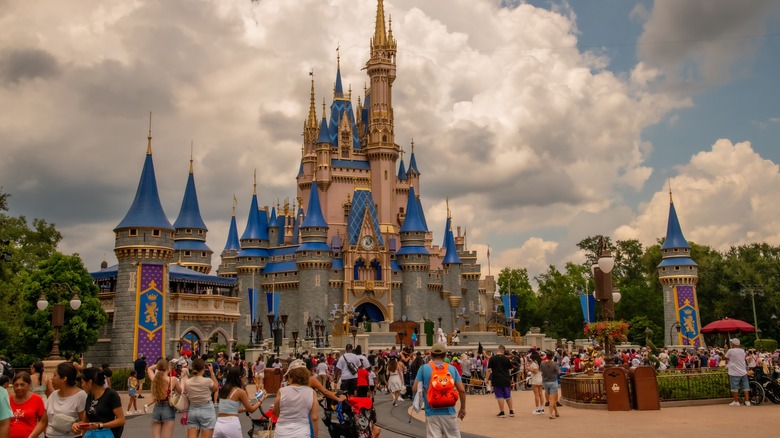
371, 259, 382, 280
354, 259, 365, 280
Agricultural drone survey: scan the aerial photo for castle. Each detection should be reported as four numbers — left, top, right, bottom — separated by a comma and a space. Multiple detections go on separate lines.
90, 0, 493, 365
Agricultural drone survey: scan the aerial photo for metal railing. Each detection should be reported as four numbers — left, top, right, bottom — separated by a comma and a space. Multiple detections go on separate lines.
561, 374, 607, 404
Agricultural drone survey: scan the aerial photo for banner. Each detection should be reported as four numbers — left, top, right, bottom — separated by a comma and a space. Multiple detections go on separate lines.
674, 285, 703, 348
580, 294, 596, 324
133, 264, 166, 361
248, 288, 255, 323
266, 291, 280, 315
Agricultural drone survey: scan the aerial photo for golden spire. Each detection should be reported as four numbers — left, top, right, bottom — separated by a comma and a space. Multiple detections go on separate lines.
253, 169, 257, 195
189, 140, 194, 174
388, 14, 394, 40
348, 84, 352, 100
374, 0, 387, 46
411, 138, 415, 154
446, 196, 450, 219
232, 193, 237, 216
322, 99, 326, 119
146, 111, 152, 155
669, 179, 673, 203
336, 43, 340, 70
308, 69, 317, 127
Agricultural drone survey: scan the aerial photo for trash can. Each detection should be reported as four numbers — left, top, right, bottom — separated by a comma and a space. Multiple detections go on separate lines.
264, 367, 282, 395
629, 366, 660, 410
603, 366, 631, 411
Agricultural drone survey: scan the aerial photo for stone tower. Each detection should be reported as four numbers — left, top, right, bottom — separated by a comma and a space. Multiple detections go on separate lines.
398, 187, 430, 321
658, 191, 703, 348
216, 203, 240, 277
113, 121, 175, 363
172, 155, 212, 273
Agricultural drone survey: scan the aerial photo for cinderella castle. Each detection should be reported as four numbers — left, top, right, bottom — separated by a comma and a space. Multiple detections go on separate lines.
89, 0, 493, 365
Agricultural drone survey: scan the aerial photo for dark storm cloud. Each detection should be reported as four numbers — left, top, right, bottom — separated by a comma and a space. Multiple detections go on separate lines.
0, 48, 60, 84
259, 110, 301, 143
638, 0, 780, 84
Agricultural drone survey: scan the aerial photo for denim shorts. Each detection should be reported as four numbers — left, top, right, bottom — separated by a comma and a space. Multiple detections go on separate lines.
729, 375, 749, 392
187, 402, 217, 430
543, 381, 559, 395
152, 402, 176, 422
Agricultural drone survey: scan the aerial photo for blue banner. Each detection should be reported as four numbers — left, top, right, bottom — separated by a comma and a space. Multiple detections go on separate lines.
502, 295, 510, 321
580, 294, 596, 323
248, 288, 255, 323
266, 291, 280, 315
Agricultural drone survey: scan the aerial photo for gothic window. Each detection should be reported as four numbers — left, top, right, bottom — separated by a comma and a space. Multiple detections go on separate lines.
371, 259, 382, 280
354, 259, 365, 280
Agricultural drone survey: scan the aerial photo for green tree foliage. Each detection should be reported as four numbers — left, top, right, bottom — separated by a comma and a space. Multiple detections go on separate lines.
533, 263, 587, 340
496, 267, 536, 333
19, 253, 108, 358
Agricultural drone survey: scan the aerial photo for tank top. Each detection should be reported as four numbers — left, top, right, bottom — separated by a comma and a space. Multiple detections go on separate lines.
275, 385, 314, 437
218, 388, 240, 415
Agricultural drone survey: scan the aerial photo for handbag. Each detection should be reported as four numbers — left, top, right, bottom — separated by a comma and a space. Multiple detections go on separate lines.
254, 419, 275, 438
174, 379, 189, 412
49, 413, 77, 433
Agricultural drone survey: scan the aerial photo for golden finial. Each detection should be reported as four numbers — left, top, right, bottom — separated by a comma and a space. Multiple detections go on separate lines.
308, 69, 317, 126
446, 197, 450, 219
668, 179, 673, 203
411, 139, 415, 154
388, 14, 394, 39
374, 0, 387, 46
253, 169, 257, 195
189, 140, 194, 174
146, 111, 152, 155
348, 84, 352, 100
232, 194, 237, 216
277, 199, 281, 211
400, 145, 404, 160
322, 99, 326, 119
364, 83, 368, 95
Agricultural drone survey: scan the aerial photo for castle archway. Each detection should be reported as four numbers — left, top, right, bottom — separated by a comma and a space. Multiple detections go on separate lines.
355, 301, 385, 323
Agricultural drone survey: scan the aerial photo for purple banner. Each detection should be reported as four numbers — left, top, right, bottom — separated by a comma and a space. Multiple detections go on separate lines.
134, 264, 166, 362
675, 285, 702, 348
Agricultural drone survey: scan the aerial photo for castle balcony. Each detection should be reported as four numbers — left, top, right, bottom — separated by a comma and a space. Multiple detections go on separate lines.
168, 292, 241, 322
98, 292, 116, 314
351, 280, 388, 298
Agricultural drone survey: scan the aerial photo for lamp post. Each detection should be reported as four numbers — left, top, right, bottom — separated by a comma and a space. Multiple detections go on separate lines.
593, 237, 616, 321
307, 317, 313, 340
292, 330, 299, 357
37, 283, 82, 360
669, 321, 681, 346
255, 319, 264, 346
281, 314, 289, 339
740, 286, 762, 341
267, 314, 275, 340
437, 316, 442, 330
350, 326, 358, 347
397, 331, 406, 349
249, 322, 256, 348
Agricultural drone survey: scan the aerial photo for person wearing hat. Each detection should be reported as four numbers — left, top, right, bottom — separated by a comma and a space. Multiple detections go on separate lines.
412, 343, 466, 438
273, 359, 318, 438
725, 338, 750, 406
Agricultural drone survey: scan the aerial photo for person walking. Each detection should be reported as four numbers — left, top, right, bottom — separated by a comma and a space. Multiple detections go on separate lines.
9, 371, 45, 438
134, 354, 148, 399
272, 360, 318, 438
528, 355, 544, 414
412, 343, 466, 438
725, 338, 750, 406
484, 345, 514, 418
213, 367, 263, 438
541, 351, 561, 419
253, 359, 265, 390
0, 380, 11, 438
30, 361, 50, 400
334, 344, 361, 396
73, 366, 125, 437
386, 358, 405, 406
147, 359, 182, 438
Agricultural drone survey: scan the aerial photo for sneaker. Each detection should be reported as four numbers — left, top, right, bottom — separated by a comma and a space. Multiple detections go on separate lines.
126, 411, 132, 416
532, 409, 542, 415
509, 410, 515, 417
544, 402, 549, 406
556, 402, 563, 407
745, 401, 751, 406
143, 405, 149, 414
496, 411, 506, 418
138, 395, 145, 399
729, 401, 740, 406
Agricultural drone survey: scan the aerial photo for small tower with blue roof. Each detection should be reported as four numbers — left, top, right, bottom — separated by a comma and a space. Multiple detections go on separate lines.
217, 198, 241, 277
113, 117, 175, 363
295, 179, 332, 326
397, 187, 430, 321
172, 154, 212, 273
657, 189, 703, 348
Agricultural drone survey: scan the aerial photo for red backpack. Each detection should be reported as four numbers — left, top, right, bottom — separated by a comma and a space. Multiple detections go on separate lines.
426, 361, 458, 409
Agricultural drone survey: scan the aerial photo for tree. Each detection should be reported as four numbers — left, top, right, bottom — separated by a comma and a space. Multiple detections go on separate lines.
496, 267, 536, 333
18, 253, 107, 358
534, 262, 586, 340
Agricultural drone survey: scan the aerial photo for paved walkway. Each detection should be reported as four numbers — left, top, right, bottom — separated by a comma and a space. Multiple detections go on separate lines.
115, 386, 779, 437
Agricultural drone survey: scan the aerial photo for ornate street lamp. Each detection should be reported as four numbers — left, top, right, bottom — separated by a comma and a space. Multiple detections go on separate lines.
37, 283, 82, 360
593, 237, 617, 321
437, 316, 442, 329
397, 331, 406, 349
281, 314, 289, 339
351, 326, 358, 347
267, 314, 275, 340
291, 331, 299, 357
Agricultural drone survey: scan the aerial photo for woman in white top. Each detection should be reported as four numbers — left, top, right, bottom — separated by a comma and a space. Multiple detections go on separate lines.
185, 358, 219, 438
273, 360, 317, 438
253, 359, 265, 390
35, 362, 88, 438
528, 357, 544, 415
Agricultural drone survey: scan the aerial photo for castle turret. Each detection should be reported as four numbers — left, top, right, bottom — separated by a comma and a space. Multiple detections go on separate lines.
113, 117, 174, 364
172, 155, 212, 273
440, 212, 462, 332
268, 206, 279, 248
217, 199, 241, 277
398, 187, 429, 321
657, 190, 702, 348
407, 140, 420, 194
295, 179, 332, 330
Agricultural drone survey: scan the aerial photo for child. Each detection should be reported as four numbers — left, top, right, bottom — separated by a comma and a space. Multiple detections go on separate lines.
368, 366, 377, 401
356, 364, 369, 397
127, 370, 139, 414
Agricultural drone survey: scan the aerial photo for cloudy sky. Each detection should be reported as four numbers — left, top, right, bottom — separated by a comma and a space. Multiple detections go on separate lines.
1, 0, 779, 280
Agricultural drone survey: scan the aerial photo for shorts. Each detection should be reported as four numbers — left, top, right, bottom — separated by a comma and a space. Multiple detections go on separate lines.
493, 386, 512, 400
425, 414, 460, 438
341, 378, 357, 395
128, 387, 137, 397
543, 381, 558, 395
357, 386, 369, 397
187, 402, 217, 430
213, 416, 242, 438
729, 375, 750, 392
152, 402, 176, 422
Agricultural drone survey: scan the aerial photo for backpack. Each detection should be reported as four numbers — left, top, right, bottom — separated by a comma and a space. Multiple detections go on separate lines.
426, 361, 458, 409
0, 361, 12, 378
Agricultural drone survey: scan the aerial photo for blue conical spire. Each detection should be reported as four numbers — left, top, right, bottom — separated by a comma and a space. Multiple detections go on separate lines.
301, 182, 329, 228
316, 115, 331, 144
442, 217, 461, 264
335, 65, 343, 96
408, 140, 420, 175
397, 159, 407, 181
115, 129, 172, 231
417, 197, 428, 231
173, 162, 207, 230
400, 187, 425, 233
661, 192, 690, 250
241, 192, 262, 240
223, 213, 240, 251
269, 207, 277, 226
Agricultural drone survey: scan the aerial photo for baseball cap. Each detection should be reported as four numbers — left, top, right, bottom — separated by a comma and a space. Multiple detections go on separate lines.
431, 343, 447, 355
540, 351, 547, 358
285, 359, 307, 376
731, 338, 740, 346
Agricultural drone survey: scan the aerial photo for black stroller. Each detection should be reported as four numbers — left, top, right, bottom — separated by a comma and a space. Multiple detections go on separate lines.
321, 393, 376, 438
246, 404, 275, 438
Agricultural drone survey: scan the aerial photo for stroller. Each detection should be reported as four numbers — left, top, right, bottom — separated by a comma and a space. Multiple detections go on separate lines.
246, 405, 275, 438
322, 393, 376, 438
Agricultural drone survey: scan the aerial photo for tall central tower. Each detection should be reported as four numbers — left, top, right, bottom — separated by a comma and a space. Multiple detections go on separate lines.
365, 0, 399, 233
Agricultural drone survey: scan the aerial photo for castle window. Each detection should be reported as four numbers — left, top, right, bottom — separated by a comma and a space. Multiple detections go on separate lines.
152, 229, 161, 237
674, 266, 680, 271
185, 229, 192, 234
317, 251, 321, 256
382, 134, 387, 142
202, 252, 207, 257
184, 251, 191, 256
385, 170, 388, 180
248, 257, 252, 261
198, 230, 204, 235
129, 229, 138, 236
